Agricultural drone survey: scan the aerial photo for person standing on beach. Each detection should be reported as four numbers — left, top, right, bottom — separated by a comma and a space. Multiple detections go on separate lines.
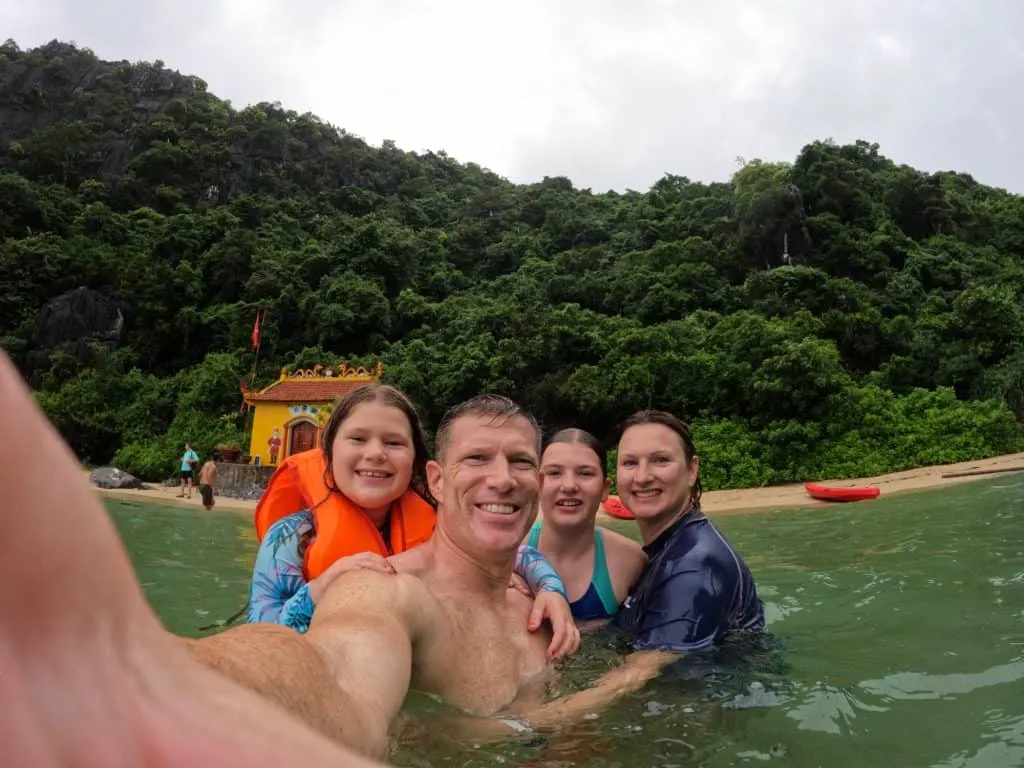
198, 453, 218, 510
178, 443, 200, 499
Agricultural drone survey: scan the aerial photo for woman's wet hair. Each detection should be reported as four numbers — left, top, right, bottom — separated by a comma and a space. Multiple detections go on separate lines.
620, 410, 702, 507
544, 428, 607, 477
319, 383, 435, 507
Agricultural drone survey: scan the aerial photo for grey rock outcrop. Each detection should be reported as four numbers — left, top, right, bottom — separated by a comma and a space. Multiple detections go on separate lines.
23, 286, 123, 385
89, 466, 143, 490
0, 40, 202, 180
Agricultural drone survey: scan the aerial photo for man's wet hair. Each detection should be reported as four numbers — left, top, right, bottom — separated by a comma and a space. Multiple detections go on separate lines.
435, 394, 541, 461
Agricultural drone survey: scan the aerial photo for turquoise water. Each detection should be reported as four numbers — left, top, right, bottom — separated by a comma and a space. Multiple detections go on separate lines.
109, 474, 1024, 767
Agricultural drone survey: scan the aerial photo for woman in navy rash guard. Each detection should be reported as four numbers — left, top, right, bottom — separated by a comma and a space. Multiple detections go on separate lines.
612, 409, 764, 653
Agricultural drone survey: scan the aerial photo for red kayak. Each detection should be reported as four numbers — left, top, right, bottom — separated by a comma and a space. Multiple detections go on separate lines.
805, 483, 881, 502
602, 496, 636, 520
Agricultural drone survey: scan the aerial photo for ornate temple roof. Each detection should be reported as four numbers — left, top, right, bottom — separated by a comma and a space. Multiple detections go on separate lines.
241, 362, 383, 404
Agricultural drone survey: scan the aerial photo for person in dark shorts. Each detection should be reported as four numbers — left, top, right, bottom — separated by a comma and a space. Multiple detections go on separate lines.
178, 443, 200, 499
198, 452, 218, 510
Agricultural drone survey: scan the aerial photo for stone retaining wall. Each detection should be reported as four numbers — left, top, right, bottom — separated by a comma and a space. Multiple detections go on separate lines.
216, 462, 275, 501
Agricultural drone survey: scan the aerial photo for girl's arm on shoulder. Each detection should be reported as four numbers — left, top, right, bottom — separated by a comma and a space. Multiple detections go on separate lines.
247, 512, 315, 632
599, 527, 648, 603
515, 544, 568, 600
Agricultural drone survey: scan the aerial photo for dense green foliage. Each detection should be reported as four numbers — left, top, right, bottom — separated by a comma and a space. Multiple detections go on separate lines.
3, 40, 1023, 483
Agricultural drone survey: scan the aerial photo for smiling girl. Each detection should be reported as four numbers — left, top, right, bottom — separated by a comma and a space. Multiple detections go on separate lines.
526, 429, 647, 629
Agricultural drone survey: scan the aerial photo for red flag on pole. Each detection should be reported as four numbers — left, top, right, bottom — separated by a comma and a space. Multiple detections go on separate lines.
251, 308, 263, 351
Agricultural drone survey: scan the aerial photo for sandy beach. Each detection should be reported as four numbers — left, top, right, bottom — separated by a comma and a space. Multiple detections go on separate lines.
94, 451, 1024, 519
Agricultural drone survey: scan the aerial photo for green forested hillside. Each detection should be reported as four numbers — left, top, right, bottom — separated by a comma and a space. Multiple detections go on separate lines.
2, 39, 1023, 485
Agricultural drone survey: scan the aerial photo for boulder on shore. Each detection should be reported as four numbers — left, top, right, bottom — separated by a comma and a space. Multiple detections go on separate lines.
89, 466, 144, 490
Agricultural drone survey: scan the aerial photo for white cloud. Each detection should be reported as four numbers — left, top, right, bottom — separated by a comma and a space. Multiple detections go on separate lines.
2, 0, 1022, 192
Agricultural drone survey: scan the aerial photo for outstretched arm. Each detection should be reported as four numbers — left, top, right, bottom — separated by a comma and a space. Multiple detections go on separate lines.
524, 565, 737, 728
400, 649, 678, 746
193, 569, 423, 759
0, 350, 388, 767
526, 649, 678, 727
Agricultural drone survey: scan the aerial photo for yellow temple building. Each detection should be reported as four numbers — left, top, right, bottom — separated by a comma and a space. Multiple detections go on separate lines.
240, 362, 383, 466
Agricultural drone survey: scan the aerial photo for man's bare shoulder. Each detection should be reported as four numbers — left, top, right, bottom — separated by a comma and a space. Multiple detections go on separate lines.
317, 569, 433, 619
311, 568, 451, 689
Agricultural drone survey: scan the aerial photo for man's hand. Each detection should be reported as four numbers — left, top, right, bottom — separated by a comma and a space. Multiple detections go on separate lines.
308, 552, 396, 603
528, 591, 580, 660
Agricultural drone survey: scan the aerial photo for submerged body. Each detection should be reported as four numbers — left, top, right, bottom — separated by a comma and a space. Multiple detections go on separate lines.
193, 539, 557, 758
322, 542, 555, 717
614, 507, 764, 651
188, 404, 576, 760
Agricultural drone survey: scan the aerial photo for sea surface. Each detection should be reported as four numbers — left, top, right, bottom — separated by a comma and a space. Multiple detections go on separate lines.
108, 473, 1024, 767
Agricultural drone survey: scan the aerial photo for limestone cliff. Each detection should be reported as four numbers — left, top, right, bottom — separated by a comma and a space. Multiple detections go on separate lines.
0, 40, 204, 182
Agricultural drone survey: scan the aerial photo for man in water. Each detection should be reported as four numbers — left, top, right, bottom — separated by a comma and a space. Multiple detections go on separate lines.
187, 393, 576, 757
1, 355, 627, 767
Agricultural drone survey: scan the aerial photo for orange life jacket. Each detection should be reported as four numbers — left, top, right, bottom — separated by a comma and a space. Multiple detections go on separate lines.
253, 448, 436, 579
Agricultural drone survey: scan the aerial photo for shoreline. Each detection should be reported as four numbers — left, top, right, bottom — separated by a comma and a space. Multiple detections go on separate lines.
674, 451, 1024, 519
92, 451, 1024, 519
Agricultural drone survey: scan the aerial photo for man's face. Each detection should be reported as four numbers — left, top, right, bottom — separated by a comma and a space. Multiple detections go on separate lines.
428, 414, 540, 558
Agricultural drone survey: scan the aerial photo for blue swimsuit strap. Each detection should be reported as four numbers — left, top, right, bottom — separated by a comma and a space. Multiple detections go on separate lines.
527, 520, 542, 548
590, 528, 620, 615
527, 521, 619, 614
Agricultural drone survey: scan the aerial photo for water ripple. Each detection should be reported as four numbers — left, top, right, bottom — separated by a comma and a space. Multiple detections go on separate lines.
860, 660, 1024, 701
785, 683, 888, 735
931, 712, 1024, 767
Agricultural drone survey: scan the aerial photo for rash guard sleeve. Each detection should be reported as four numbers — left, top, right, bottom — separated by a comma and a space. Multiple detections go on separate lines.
247, 511, 315, 633
516, 545, 568, 600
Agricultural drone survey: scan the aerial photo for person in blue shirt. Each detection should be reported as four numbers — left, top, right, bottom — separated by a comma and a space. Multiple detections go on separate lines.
612, 409, 764, 652
177, 443, 200, 499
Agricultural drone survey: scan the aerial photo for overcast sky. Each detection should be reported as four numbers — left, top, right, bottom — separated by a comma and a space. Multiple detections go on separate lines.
3, 1, 1023, 193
